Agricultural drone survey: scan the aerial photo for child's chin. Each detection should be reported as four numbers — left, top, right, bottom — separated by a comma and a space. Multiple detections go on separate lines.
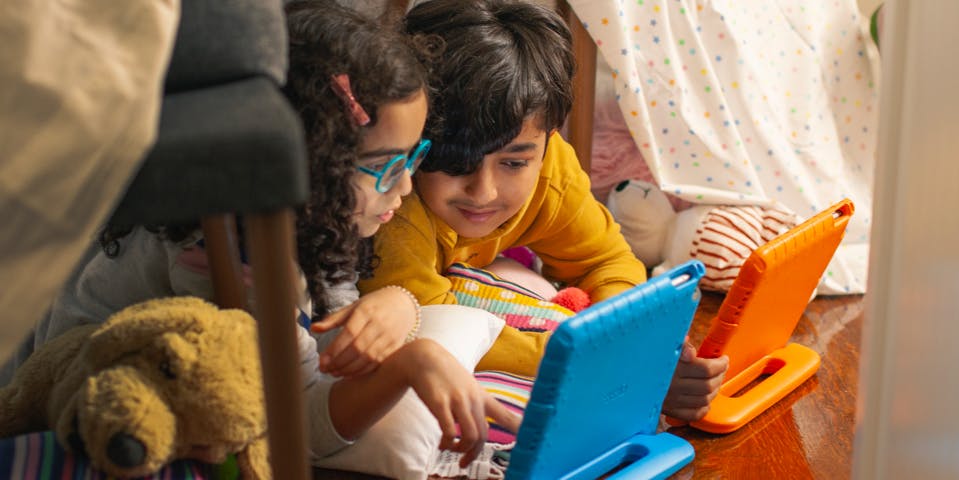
357, 222, 380, 238
451, 222, 497, 239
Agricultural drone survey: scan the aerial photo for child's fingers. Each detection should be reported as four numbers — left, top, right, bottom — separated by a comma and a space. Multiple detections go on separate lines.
675, 354, 728, 379
463, 399, 491, 467
321, 315, 371, 361
662, 404, 711, 423
669, 374, 723, 396
356, 331, 394, 365
666, 391, 715, 409
459, 437, 484, 468
432, 405, 458, 451
454, 399, 485, 467
451, 400, 478, 454
484, 394, 521, 433
664, 416, 688, 428
324, 346, 360, 375
309, 306, 353, 333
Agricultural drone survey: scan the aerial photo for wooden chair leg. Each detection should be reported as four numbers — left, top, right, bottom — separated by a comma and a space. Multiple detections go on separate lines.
200, 214, 248, 311
559, 1, 597, 173
245, 209, 309, 480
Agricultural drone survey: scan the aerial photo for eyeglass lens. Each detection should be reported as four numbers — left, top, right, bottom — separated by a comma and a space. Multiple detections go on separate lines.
379, 142, 430, 192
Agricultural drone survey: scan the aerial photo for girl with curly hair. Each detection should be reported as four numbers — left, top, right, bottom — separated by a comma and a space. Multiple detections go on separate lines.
283, 0, 518, 465
17, 0, 517, 468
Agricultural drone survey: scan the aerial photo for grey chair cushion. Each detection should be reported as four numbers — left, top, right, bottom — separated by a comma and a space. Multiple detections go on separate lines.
164, 0, 288, 92
109, 77, 308, 225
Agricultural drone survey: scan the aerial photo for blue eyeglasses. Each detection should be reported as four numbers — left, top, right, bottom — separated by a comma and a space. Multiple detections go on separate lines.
357, 139, 431, 193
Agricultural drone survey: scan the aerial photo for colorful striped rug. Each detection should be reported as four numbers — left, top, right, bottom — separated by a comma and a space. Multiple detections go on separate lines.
0, 431, 235, 480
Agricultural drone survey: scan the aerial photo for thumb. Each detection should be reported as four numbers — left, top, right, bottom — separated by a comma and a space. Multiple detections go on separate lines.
484, 394, 522, 433
679, 341, 696, 362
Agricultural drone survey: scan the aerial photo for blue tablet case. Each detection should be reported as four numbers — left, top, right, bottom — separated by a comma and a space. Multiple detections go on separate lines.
506, 261, 705, 480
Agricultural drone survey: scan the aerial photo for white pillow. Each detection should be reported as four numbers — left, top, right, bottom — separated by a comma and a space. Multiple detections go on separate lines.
414, 305, 505, 370
312, 304, 505, 480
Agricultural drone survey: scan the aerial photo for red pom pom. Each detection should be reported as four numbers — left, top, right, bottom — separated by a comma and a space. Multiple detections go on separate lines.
550, 287, 591, 312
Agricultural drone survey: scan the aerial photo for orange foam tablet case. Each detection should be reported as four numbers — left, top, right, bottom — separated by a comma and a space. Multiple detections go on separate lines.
690, 198, 854, 434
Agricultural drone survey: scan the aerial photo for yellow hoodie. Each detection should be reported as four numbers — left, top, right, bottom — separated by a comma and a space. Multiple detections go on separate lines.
359, 133, 647, 375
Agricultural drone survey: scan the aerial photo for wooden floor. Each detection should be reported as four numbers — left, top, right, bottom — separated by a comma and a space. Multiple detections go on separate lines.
669, 292, 862, 479
317, 291, 865, 479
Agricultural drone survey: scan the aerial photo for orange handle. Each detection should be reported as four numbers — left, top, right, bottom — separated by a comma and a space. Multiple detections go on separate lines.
697, 317, 737, 359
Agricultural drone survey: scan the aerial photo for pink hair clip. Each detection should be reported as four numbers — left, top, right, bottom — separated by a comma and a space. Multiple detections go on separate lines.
330, 74, 371, 126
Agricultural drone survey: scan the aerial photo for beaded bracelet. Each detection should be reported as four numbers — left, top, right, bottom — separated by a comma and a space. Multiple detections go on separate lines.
386, 285, 421, 343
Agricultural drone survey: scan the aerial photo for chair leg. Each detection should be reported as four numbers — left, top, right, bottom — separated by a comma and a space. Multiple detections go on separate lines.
245, 209, 309, 480
201, 214, 248, 311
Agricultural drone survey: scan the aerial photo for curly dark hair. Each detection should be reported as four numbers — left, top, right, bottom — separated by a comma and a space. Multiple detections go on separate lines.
99, 1, 436, 319
284, 0, 435, 317
406, 0, 575, 176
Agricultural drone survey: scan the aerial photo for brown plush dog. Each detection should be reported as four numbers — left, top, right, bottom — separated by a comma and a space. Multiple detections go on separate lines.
0, 297, 270, 478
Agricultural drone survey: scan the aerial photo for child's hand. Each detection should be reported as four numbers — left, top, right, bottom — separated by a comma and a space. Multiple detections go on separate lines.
400, 339, 522, 468
662, 340, 728, 422
311, 287, 418, 377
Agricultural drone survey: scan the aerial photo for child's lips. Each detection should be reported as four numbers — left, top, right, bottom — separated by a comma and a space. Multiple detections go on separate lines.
457, 207, 496, 223
377, 210, 395, 222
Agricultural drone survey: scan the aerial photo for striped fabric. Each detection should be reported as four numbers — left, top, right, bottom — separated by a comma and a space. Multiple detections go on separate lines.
428, 370, 534, 479
0, 431, 233, 480
690, 205, 798, 291
445, 263, 572, 332
474, 371, 536, 446
440, 264, 567, 472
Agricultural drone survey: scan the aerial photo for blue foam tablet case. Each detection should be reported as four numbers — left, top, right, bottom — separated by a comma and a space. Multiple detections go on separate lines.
506, 261, 705, 480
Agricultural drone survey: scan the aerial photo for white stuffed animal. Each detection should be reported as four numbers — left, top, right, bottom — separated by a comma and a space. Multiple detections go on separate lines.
606, 179, 798, 292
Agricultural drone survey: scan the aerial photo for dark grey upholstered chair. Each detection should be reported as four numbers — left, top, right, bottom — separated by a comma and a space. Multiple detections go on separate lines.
108, 1, 309, 477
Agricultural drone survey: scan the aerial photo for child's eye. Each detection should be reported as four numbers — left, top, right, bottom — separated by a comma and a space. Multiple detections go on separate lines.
501, 159, 529, 170
359, 158, 390, 172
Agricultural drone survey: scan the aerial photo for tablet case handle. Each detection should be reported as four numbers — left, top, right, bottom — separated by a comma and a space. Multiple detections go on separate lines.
558, 433, 694, 480
690, 343, 821, 434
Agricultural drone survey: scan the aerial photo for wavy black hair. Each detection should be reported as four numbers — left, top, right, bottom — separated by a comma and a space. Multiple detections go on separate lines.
284, 0, 436, 317
99, 2, 436, 319
406, 0, 575, 176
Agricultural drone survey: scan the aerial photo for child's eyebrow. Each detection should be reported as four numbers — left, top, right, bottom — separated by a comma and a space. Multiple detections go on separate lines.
358, 143, 418, 159
499, 142, 538, 153
358, 148, 405, 159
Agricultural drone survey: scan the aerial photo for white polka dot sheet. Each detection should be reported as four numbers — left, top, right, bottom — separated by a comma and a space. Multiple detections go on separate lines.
568, 0, 880, 294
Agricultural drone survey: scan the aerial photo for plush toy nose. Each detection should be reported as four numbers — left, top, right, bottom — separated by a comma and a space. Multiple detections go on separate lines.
106, 433, 146, 468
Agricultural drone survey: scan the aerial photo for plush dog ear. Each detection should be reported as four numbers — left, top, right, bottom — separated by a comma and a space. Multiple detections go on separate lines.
82, 297, 218, 369
53, 390, 84, 456
236, 435, 271, 480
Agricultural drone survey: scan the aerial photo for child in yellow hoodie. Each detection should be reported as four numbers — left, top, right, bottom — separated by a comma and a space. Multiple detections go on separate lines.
359, 0, 727, 422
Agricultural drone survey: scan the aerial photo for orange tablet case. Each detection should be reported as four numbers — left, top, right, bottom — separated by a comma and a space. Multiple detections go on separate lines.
689, 198, 854, 434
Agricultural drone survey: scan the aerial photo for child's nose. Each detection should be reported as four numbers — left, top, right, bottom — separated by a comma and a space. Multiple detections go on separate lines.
393, 169, 414, 197
464, 167, 497, 204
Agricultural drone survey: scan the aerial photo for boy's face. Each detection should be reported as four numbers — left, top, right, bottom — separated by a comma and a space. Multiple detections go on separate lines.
353, 89, 428, 238
415, 118, 547, 238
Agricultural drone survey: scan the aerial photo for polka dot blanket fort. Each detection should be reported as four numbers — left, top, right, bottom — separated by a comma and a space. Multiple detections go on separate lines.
568, 0, 880, 294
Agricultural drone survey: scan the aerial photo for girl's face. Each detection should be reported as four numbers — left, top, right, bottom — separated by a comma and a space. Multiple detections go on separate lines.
414, 117, 547, 238
353, 89, 428, 238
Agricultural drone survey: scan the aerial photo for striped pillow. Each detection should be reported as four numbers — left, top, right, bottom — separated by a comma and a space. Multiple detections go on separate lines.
445, 263, 572, 332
